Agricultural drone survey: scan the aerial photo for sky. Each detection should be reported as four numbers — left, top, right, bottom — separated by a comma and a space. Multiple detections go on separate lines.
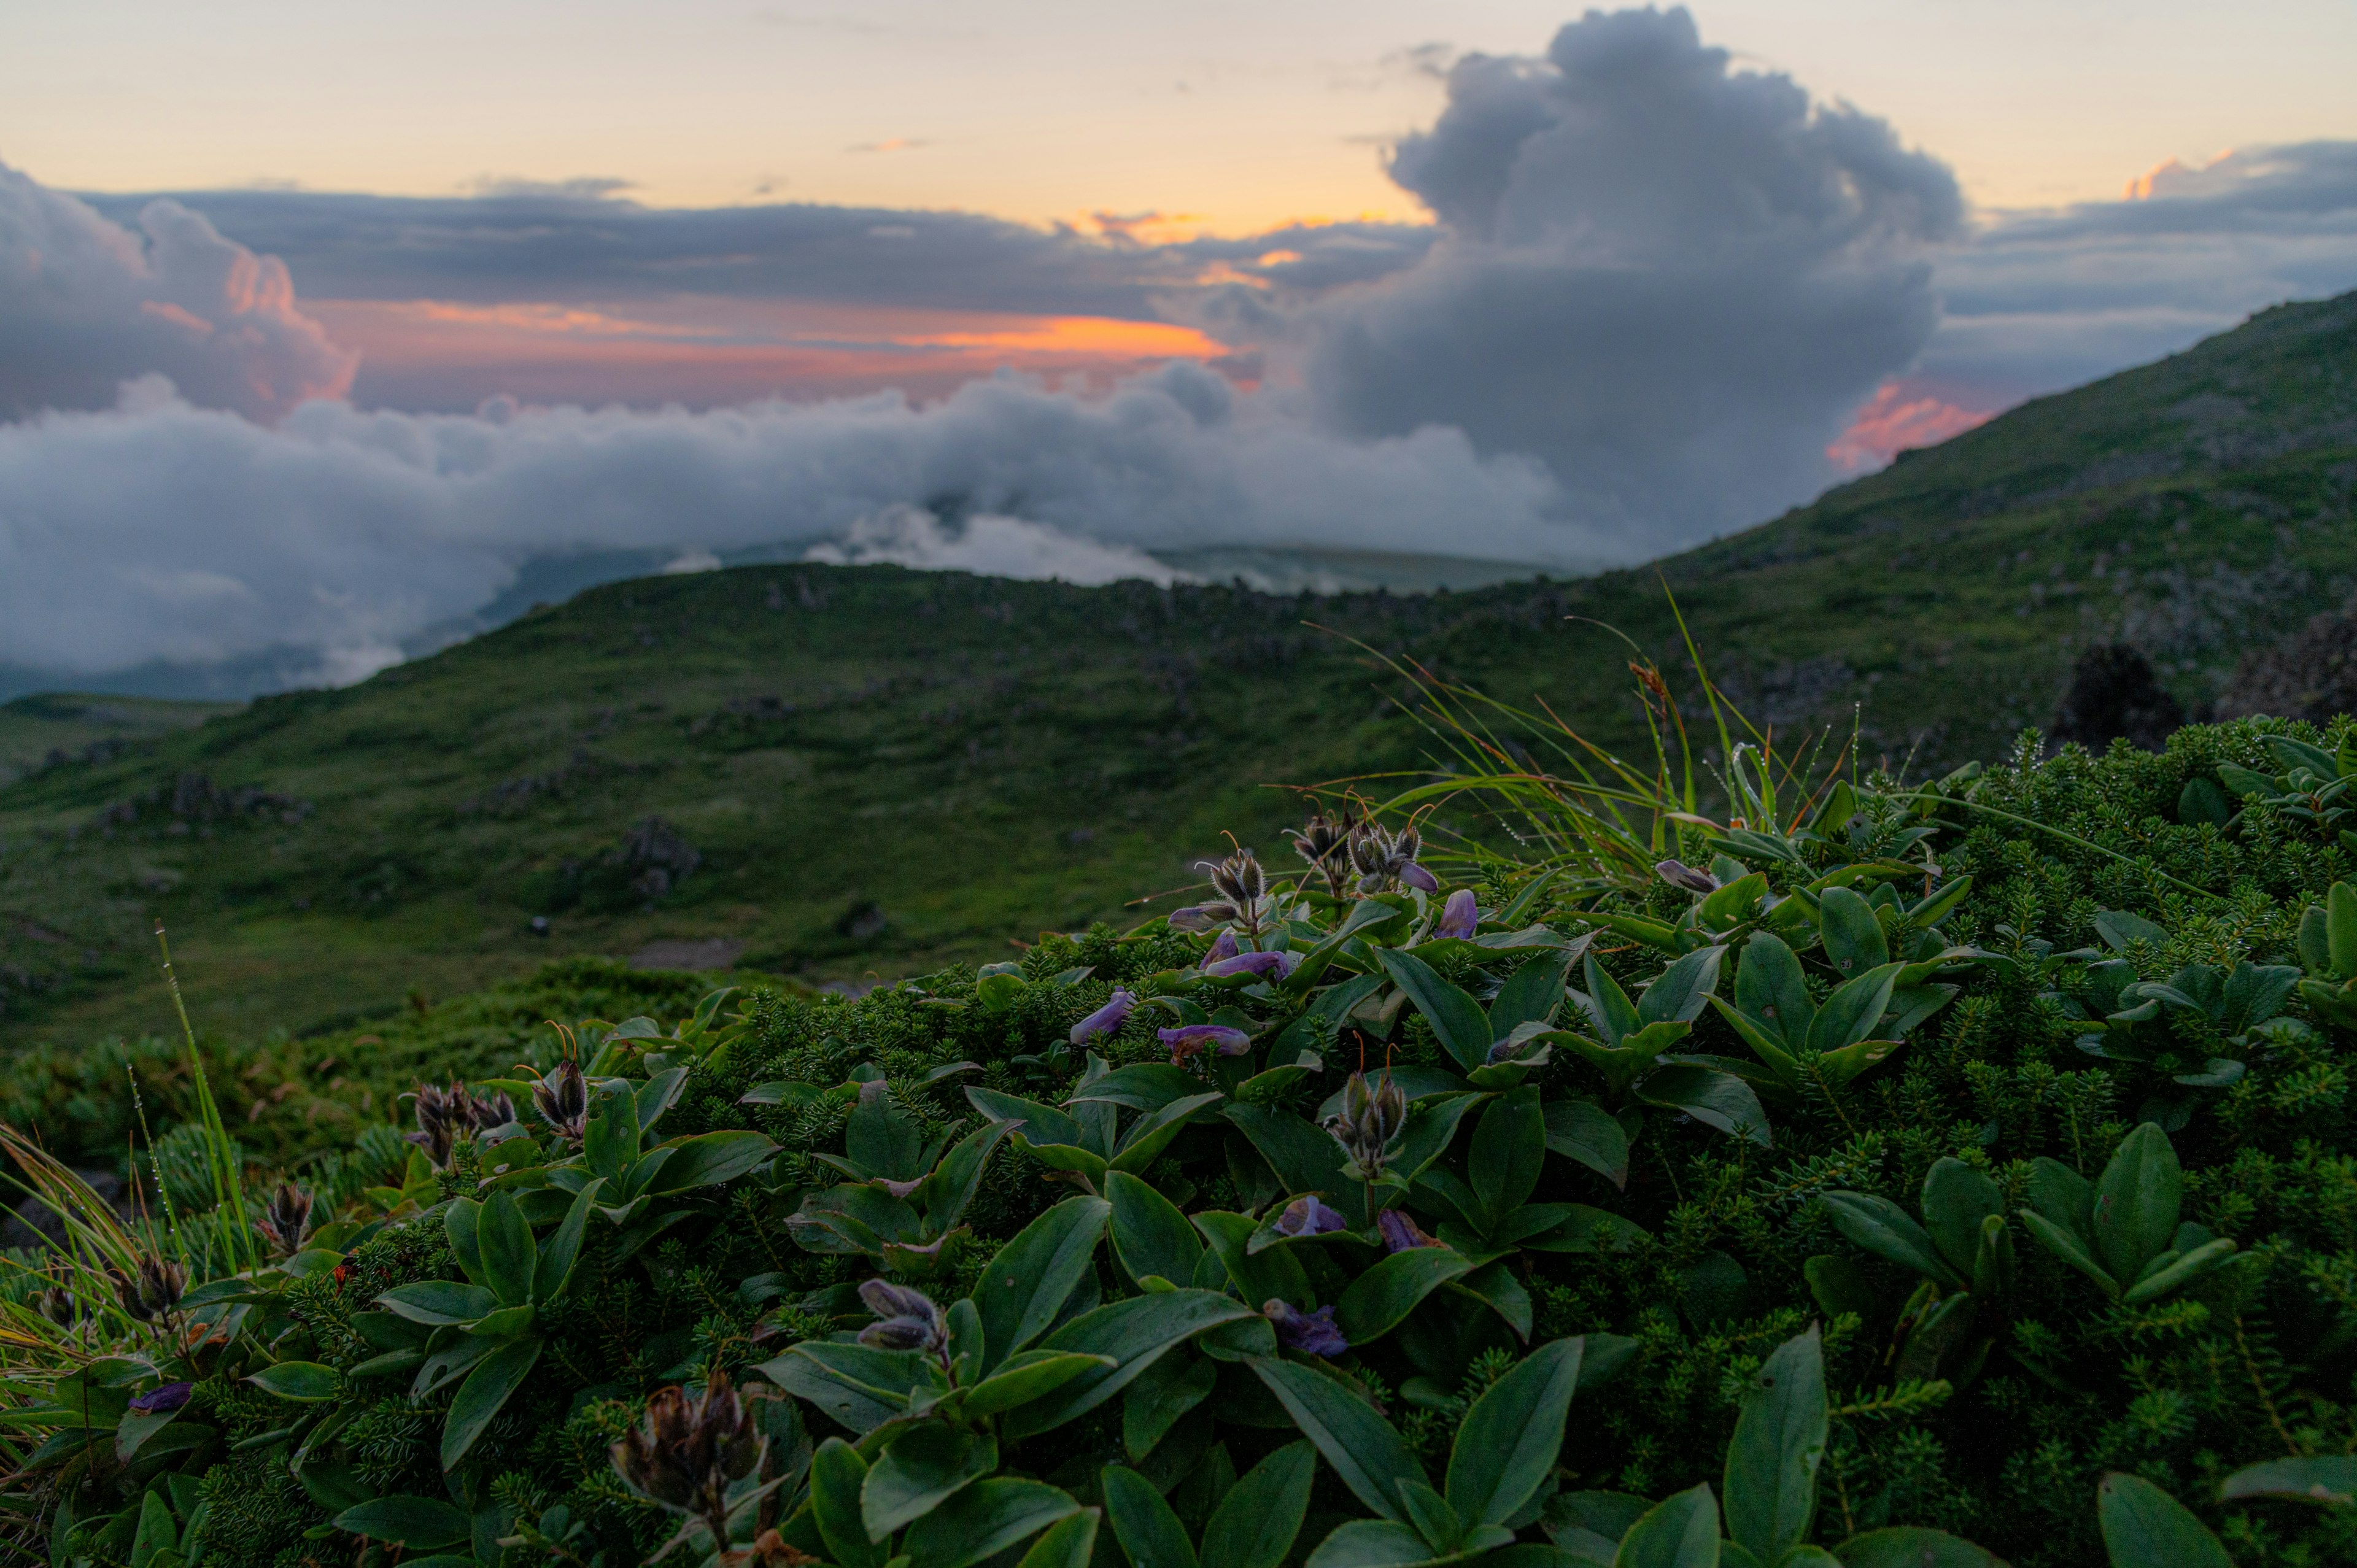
2, 3, 2356, 694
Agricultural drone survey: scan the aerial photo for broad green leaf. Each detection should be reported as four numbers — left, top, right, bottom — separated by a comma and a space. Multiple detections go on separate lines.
375, 1280, 497, 1327
967, 1087, 1085, 1147
1110, 1172, 1205, 1291
1378, 947, 1496, 1071
440, 1337, 541, 1470
812, 1439, 885, 1568
1103, 1465, 1198, 1568
1832, 1529, 2006, 1567
333, 1496, 471, 1549
1816, 887, 1889, 976
1635, 946, 1728, 1028
1334, 1247, 1474, 1345
2026, 1157, 2094, 1239
862, 1424, 997, 1540
961, 1351, 1115, 1419
1017, 1509, 1102, 1568
1400, 1478, 1463, 1551
1821, 1193, 1959, 1288
1194, 1210, 1313, 1315
247, 1360, 340, 1402
1457, 1259, 1535, 1339
1004, 1289, 1259, 1439
978, 1195, 1112, 1373
1805, 965, 1902, 1055
1200, 1440, 1318, 1568
2120, 1238, 2237, 1303
1111, 1093, 1225, 1174
2219, 1455, 2357, 1504
444, 1199, 486, 1288
1123, 1353, 1217, 1461
476, 1189, 536, 1309
2019, 1211, 2119, 1298
900, 1478, 1083, 1568
633, 1065, 689, 1135
1720, 1326, 1825, 1565
1544, 1099, 1630, 1189
1490, 949, 1574, 1038
2094, 1123, 2181, 1284
1248, 1356, 1424, 1524
846, 1081, 927, 1180
1920, 1159, 2005, 1280
2333, 882, 2357, 978
2092, 910, 2170, 953
2097, 1473, 2230, 1568
1612, 1485, 1720, 1568
1223, 1107, 1357, 1225
1469, 1087, 1547, 1229
1577, 955, 1643, 1044
921, 1118, 1017, 1235
1734, 933, 1813, 1052
533, 1176, 603, 1304
1636, 1065, 1770, 1148
646, 1129, 778, 1194
1447, 1335, 1584, 1527
1390, 1093, 1484, 1184
1707, 998, 1805, 1084
1304, 1520, 1439, 1567
1069, 1064, 1210, 1111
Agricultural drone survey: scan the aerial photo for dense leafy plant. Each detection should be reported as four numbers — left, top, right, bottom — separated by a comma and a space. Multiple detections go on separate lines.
17, 687, 2357, 1567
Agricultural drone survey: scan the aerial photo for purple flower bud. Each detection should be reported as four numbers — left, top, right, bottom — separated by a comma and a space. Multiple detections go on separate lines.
1159, 1024, 1252, 1065
129, 1381, 193, 1414
1655, 859, 1720, 894
1434, 888, 1479, 940
1207, 930, 1240, 962
1070, 989, 1135, 1046
1399, 860, 1440, 894
1263, 1300, 1349, 1357
1377, 1210, 1443, 1253
1203, 950, 1300, 980
1274, 1195, 1347, 1237
1168, 905, 1220, 932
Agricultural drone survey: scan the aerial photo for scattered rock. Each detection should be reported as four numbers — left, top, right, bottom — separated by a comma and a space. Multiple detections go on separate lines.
613, 816, 701, 898
1, 1167, 126, 1250
2051, 644, 2185, 752
836, 902, 888, 941
2218, 605, 2357, 724
629, 937, 745, 972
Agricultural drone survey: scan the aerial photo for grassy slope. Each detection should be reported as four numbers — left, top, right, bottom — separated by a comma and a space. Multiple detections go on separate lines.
2, 291, 2353, 1043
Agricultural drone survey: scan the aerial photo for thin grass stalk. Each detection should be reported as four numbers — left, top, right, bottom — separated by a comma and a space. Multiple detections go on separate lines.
153, 924, 259, 1273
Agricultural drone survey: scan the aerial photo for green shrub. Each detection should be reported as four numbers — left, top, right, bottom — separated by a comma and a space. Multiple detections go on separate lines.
14, 709, 2357, 1567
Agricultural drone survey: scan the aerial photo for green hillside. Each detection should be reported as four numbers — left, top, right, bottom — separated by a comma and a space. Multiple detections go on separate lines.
3, 290, 2353, 1043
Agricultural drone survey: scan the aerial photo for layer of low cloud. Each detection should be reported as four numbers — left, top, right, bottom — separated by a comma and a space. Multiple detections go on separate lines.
0, 368, 1574, 681
804, 504, 1189, 585
0, 164, 355, 421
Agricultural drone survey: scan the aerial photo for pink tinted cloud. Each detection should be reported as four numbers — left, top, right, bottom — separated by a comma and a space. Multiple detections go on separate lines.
1826, 379, 1997, 472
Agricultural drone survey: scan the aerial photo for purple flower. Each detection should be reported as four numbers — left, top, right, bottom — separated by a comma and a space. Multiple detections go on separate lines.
1168, 905, 1220, 932
1070, 989, 1135, 1046
1203, 950, 1300, 980
1159, 1024, 1252, 1065
1264, 1300, 1349, 1356
1274, 1195, 1347, 1237
1207, 930, 1240, 962
129, 1381, 193, 1414
1399, 860, 1440, 894
1377, 1210, 1443, 1253
1433, 889, 1479, 940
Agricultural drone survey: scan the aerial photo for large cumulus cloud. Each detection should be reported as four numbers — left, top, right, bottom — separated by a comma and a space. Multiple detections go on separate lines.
1293, 7, 1964, 536
0, 165, 355, 422
0, 366, 1577, 684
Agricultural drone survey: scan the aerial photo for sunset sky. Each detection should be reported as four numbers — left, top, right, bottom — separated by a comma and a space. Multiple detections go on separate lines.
3, 3, 2356, 692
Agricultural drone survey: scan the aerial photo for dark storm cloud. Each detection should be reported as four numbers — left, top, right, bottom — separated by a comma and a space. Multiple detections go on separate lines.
1296, 6, 1965, 538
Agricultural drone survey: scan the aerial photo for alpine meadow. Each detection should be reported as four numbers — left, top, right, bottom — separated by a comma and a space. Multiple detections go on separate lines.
6, 195, 2357, 1568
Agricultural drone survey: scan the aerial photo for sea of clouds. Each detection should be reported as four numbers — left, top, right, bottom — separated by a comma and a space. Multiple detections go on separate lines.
4, 7, 2356, 692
